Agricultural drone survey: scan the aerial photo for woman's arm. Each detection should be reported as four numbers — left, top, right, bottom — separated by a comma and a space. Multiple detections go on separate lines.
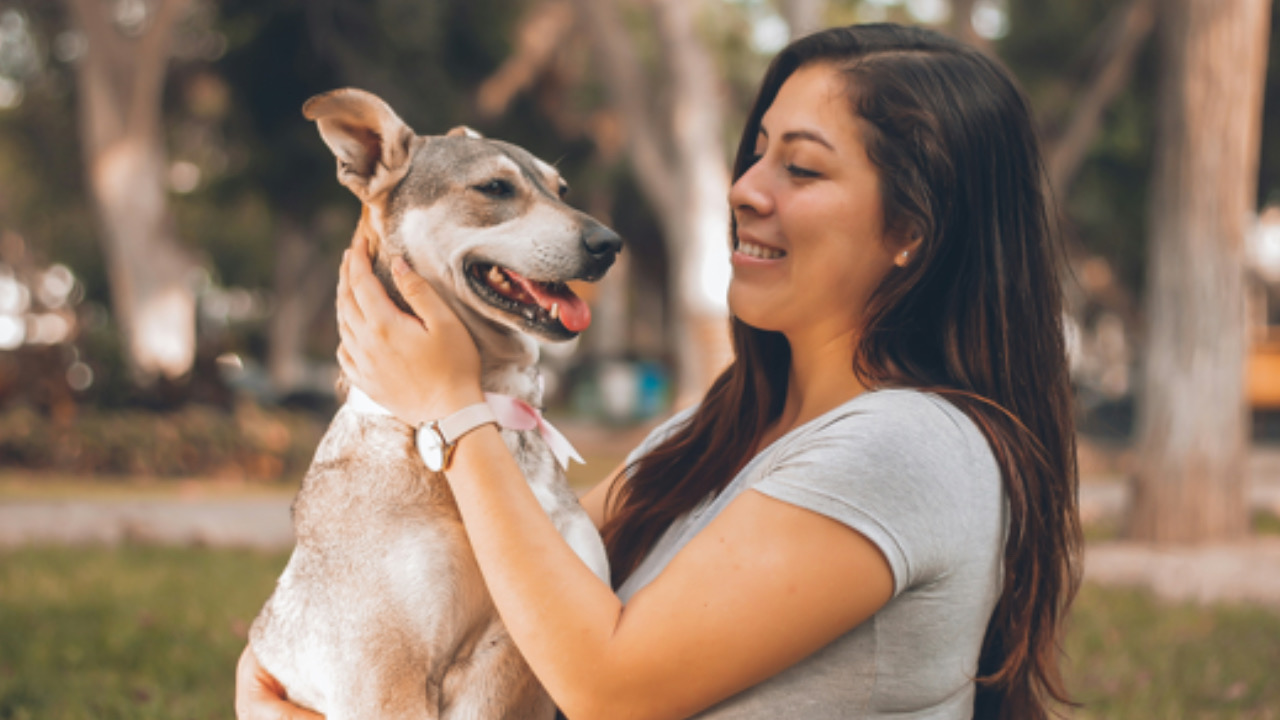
447, 429, 893, 720
337, 240, 895, 719
235, 646, 323, 720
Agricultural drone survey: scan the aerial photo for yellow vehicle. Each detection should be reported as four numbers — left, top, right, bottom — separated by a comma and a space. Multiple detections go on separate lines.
1249, 331, 1280, 409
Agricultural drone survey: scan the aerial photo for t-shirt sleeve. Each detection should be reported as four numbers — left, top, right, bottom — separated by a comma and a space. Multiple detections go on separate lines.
753, 392, 999, 597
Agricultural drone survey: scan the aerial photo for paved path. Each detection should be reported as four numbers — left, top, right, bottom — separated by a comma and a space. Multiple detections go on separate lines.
1085, 537, 1280, 606
0, 496, 295, 549
5, 477, 1280, 607
1078, 479, 1280, 523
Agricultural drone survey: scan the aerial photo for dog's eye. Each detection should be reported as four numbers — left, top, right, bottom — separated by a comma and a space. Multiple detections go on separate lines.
474, 179, 516, 199
557, 181, 570, 199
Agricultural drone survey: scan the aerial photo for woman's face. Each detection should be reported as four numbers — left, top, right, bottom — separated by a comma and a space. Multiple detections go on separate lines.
728, 63, 905, 342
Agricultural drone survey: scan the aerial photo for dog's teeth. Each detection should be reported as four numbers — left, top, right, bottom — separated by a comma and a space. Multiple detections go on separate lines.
550, 303, 560, 321
488, 266, 503, 283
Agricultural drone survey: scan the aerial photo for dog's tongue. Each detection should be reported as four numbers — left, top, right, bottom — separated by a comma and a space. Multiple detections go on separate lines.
506, 271, 592, 332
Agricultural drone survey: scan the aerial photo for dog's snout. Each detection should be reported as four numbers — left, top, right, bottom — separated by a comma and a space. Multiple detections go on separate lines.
582, 224, 623, 258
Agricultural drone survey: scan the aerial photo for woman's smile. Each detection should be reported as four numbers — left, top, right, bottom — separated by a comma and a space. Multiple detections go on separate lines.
732, 233, 788, 264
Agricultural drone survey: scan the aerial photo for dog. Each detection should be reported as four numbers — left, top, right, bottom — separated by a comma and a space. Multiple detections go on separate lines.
249, 88, 619, 719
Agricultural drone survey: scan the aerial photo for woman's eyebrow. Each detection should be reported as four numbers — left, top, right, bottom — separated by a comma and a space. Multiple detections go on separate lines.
782, 129, 835, 150
757, 125, 835, 151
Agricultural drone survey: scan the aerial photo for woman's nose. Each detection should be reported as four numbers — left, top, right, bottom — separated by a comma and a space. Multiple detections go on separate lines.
728, 162, 773, 217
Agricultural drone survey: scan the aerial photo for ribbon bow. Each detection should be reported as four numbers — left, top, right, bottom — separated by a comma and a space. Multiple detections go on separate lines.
485, 393, 583, 471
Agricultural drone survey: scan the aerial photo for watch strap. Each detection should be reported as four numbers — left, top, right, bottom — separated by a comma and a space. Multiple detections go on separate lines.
437, 402, 498, 445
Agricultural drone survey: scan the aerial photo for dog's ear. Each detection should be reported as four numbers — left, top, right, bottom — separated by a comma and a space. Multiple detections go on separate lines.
446, 126, 484, 140
303, 89, 417, 201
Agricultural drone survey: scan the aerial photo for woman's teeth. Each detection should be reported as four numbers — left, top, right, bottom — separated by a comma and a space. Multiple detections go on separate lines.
736, 240, 785, 259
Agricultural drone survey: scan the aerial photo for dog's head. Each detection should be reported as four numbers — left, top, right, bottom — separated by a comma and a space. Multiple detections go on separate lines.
304, 88, 621, 344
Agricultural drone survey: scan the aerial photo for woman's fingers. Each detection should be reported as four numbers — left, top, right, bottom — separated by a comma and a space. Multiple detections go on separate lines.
347, 236, 408, 335
330, 231, 483, 424
336, 342, 360, 385
391, 257, 450, 327
234, 646, 324, 720
337, 248, 364, 325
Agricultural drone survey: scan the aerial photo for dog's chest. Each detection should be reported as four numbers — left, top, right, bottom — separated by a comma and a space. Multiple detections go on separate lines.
251, 411, 495, 712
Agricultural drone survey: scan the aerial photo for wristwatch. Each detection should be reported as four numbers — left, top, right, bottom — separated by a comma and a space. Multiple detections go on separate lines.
415, 402, 498, 472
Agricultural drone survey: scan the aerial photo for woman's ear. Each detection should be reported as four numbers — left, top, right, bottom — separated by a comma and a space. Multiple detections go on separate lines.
894, 232, 924, 268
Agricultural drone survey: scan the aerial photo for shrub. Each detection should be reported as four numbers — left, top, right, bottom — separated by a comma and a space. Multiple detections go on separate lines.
0, 401, 325, 481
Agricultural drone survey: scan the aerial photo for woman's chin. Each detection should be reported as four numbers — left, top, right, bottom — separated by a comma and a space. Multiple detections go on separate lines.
727, 295, 786, 333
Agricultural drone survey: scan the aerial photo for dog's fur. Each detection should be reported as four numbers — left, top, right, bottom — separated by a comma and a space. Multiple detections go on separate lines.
249, 88, 618, 720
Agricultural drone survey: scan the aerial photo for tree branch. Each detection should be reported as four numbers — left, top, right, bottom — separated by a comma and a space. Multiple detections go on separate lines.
66, 0, 131, 148
570, 0, 679, 220
129, 0, 190, 138
476, 0, 576, 118
1045, 0, 1155, 196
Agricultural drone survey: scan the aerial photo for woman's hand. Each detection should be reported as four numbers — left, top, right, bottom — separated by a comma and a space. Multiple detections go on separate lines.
234, 645, 324, 720
336, 233, 484, 426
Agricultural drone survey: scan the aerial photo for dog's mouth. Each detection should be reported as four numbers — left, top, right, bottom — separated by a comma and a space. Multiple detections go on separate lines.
466, 262, 592, 336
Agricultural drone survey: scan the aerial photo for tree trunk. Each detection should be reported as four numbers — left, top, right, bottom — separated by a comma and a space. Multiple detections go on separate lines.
573, 0, 733, 406
1129, 0, 1270, 543
67, 0, 198, 384
267, 216, 336, 396
651, 0, 733, 406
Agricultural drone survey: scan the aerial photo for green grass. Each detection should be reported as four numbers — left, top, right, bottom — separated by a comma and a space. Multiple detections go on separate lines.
1255, 510, 1280, 537
1064, 584, 1280, 719
0, 546, 288, 720
1, 546, 1279, 718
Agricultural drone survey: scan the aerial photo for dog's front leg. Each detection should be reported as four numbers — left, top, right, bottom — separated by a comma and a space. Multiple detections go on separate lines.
438, 618, 555, 720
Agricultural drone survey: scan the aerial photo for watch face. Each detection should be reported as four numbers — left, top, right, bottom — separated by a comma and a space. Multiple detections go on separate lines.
416, 424, 446, 472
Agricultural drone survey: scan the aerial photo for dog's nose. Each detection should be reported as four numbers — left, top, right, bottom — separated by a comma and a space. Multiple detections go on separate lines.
582, 224, 623, 257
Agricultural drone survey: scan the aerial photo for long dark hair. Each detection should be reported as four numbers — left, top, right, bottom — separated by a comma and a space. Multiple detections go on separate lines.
600, 23, 1081, 720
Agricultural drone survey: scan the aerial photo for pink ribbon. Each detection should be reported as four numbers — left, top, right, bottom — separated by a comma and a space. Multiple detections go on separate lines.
485, 393, 584, 470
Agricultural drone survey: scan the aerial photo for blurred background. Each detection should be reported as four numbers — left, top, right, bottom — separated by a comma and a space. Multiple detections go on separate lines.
2, 0, 1280, 717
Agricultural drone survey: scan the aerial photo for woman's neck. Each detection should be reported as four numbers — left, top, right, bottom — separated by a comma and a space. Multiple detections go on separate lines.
767, 327, 869, 443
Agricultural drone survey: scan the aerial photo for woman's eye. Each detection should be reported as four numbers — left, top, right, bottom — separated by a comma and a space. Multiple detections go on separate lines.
786, 164, 820, 179
474, 179, 516, 198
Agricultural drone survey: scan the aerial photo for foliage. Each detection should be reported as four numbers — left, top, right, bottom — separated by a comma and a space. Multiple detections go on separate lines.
2, 545, 1279, 718
0, 401, 324, 480
0, 0, 1272, 409
1000, 0, 1158, 294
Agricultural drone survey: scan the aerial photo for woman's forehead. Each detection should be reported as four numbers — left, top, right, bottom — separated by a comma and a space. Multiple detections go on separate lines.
759, 64, 862, 151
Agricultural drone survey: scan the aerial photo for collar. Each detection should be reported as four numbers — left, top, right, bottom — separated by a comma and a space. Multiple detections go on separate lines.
345, 385, 583, 470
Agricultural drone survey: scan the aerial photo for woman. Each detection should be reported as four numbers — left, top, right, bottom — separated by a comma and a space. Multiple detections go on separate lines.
239, 22, 1081, 719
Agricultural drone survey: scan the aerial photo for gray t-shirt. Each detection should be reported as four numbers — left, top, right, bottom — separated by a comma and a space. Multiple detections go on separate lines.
616, 388, 1005, 719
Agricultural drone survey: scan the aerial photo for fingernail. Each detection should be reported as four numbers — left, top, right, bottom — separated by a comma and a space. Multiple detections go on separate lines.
392, 257, 408, 274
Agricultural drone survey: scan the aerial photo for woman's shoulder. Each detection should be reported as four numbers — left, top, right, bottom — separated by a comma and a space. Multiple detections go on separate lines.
764, 387, 1004, 529
804, 387, 988, 457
